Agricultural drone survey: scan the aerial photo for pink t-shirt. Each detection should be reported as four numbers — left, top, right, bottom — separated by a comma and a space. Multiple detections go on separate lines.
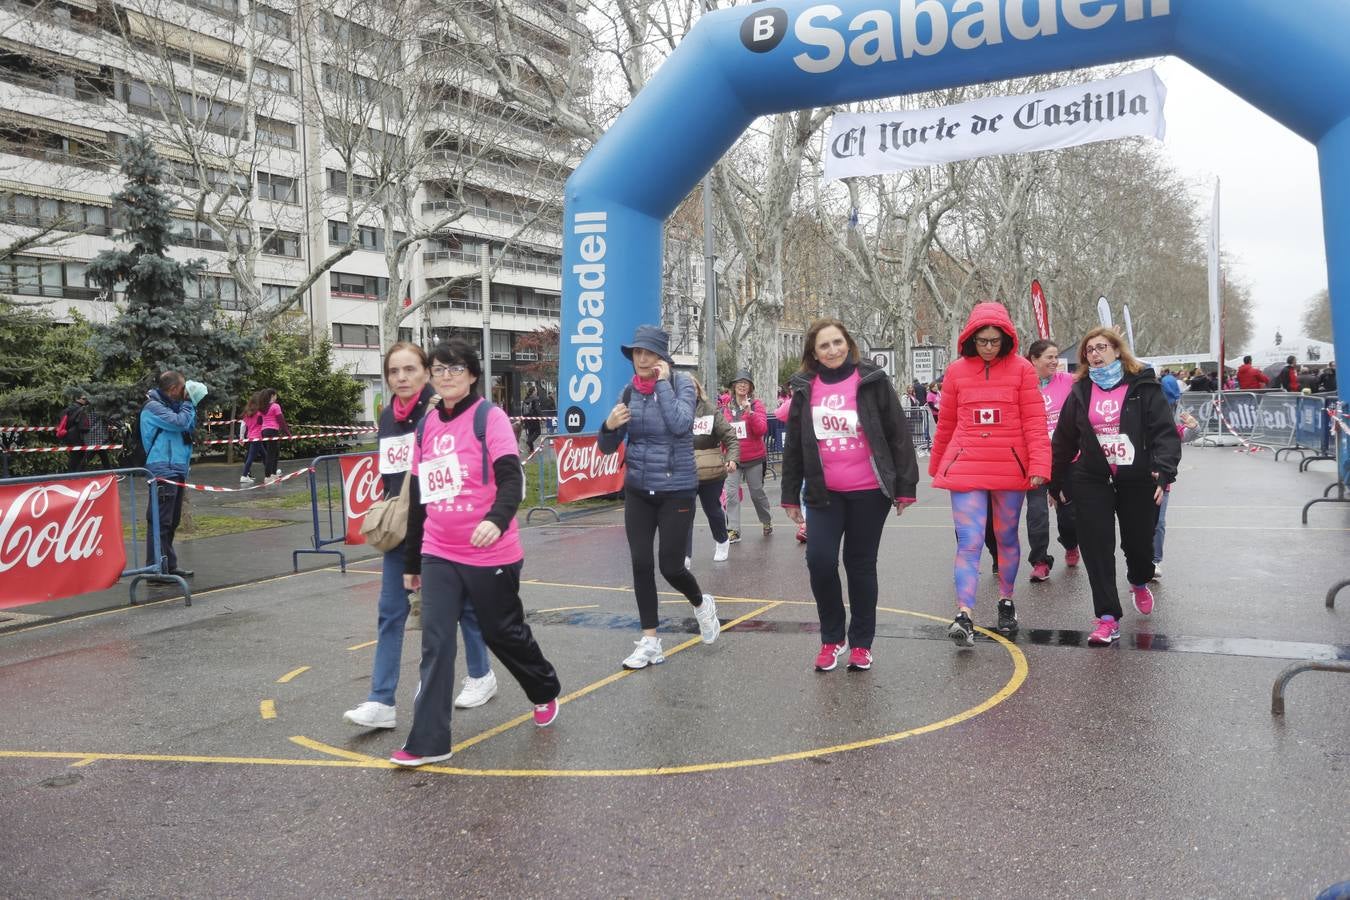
261, 402, 284, 431
1040, 372, 1074, 437
811, 371, 877, 493
245, 412, 264, 440
1088, 383, 1130, 474
410, 399, 522, 566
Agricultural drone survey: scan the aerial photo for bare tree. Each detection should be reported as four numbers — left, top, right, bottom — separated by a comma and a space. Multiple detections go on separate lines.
1301, 287, 1332, 343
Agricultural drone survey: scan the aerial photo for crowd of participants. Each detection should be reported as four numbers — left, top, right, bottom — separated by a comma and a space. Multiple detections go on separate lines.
334, 301, 1338, 767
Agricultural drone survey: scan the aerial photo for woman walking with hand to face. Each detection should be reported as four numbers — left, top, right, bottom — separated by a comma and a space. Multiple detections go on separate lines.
930, 302, 1050, 648
343, 342, 497, 733
598, 325, 722, 670
1049, 328, 1181, 645
391, 340, 561, 767
721, 370, 773, 543
781, 319, 918, 672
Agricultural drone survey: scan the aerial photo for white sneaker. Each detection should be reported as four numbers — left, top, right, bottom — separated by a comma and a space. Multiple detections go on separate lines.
453, 671, 498, 708
694, 594, 720, 644
713, 541, 729, 562
684, 556, 692, 569
239, 475, 254, 485
1150, 563, 1162, 582
622, 636, 665, 670
342, 700, 396, 729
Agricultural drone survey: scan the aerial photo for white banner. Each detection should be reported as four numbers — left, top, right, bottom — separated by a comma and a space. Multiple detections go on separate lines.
1207, 182, 1222, 361
824, 69, 1167, 180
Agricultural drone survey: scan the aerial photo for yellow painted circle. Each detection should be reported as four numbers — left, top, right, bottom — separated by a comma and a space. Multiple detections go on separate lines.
409, 603, 1029, 778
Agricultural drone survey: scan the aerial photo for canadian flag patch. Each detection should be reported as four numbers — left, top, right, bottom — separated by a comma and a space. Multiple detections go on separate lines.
973, 408, 1002, 426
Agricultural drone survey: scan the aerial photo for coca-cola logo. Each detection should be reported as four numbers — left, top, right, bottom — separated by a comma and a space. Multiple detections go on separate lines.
556, 438, 623, 484
342, 455, 384, 521
0, 480, 110, 573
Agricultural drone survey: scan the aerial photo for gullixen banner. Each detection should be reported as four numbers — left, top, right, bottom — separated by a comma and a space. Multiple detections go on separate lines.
824, 68, 1166, 180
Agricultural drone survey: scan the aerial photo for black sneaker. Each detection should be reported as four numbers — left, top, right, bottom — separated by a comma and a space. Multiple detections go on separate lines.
727, 529, 741, 544
991, 560, 999, 575
947, 612, 975, 648
996, 599, 1018, 637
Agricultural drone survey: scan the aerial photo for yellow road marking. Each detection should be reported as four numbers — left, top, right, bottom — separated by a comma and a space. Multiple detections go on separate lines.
446, 601, 782, 756
533, 604, 601, 613
259, 700, 277, 720
0, 749, 379, 769
289, 736, 392, 766
276, 666, 310, 684
69, 757, 98, 768
347, 639, 378, 651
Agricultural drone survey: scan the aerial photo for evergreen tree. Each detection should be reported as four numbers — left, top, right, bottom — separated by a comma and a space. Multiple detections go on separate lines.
86, 135, 255, 419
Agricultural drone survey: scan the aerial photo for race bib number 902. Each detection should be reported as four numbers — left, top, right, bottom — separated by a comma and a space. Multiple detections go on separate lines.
813, 407, 858, 440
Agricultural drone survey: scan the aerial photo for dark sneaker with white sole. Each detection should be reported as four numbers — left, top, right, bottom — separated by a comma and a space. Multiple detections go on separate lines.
948, 612, 976, 648
996, 599, 1019, 637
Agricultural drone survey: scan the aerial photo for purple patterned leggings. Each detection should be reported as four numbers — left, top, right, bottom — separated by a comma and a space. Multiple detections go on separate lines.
951, 490, 1024, 608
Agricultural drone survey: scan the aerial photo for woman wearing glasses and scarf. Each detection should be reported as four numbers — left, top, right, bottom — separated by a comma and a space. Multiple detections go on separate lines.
930, 303, 1050, 648
1049, 328, 1181, 645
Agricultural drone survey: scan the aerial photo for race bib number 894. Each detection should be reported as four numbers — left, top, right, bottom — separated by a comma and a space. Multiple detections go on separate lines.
419, 453, 465, 504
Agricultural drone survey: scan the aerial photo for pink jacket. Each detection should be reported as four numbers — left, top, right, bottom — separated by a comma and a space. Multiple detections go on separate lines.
721, 397, 768, 463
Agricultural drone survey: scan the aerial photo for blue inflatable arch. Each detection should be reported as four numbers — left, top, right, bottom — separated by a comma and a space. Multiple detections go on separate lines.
558, 0, 1350, 433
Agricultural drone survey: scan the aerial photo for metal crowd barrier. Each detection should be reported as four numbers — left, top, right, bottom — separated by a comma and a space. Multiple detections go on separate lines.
524, 439, 560, 524
292, 453, 357, 573
904, 407, 933, 452
1301, 400, 1350, 523
1177, 390, 1339, 456
0, 467, 191, 609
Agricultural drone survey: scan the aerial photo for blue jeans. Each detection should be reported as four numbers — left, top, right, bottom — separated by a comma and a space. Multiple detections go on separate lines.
1152, 490, 1170, 564
240, 440, 262, 477
369, 543, 490, 705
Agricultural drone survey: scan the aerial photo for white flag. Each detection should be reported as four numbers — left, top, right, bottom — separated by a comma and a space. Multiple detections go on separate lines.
1207, 182, 1222, 361
1097, 297, 1113, 329
824, 69, 1167, 180
1123, 304, 1136, 351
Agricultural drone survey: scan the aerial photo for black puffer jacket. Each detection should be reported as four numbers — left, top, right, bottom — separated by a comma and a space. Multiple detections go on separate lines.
780, 361, 918, 508
1050, 367, 1181, 498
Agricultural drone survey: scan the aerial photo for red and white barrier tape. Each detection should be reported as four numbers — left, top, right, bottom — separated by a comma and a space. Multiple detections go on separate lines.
1209, 398, 1265, 454
154, 467, 310, 492
5, 443, 124, 453
0, 425, 57, 433
197, 428, 374, 447
1328, 408, 1350, 439
510, 416, 558, 423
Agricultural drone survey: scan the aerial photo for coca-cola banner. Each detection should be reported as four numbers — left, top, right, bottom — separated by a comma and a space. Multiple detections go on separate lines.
554, 435, 625, 504
339, 453, 385, 545
0, 475, 126, 608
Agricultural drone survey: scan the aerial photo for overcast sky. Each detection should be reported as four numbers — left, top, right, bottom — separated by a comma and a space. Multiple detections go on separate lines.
1153, 58, 1327, 357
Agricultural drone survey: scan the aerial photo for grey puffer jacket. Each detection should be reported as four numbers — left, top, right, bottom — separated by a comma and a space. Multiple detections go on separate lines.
597, 373, 697, 493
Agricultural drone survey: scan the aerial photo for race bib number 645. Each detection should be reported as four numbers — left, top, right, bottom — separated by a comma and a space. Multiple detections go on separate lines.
1097, 433, 1136, 465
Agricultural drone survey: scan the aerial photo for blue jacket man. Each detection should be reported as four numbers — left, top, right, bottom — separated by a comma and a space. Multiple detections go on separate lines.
140, 371, 197, 577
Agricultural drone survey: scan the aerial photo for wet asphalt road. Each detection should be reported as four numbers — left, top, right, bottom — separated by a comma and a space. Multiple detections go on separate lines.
1, 447, 1347, 897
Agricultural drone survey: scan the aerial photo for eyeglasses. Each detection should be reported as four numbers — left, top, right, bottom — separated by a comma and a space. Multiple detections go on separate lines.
1084, 343, 1114, 356
973, 337, 1002, 348
431, 364, 469, 377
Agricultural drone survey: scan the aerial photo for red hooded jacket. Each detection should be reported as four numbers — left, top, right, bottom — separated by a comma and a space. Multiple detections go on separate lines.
928, 302, 1051, 492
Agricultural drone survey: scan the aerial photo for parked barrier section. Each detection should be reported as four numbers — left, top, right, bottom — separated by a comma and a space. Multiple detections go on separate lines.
292, 452, 382, 573
0, 467, 190, 609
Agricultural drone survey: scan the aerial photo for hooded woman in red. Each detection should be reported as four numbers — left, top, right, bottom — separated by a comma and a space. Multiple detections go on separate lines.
929, 302, 1050, 647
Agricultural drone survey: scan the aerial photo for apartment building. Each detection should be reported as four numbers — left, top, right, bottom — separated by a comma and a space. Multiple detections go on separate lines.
0, 0, 581, 420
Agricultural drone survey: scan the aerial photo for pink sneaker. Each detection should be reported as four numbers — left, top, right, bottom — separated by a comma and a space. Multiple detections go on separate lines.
847, 647, 872, 670
1065, 547, 1080, 567
533, 699, 559, 727
814, 641, 847, 672
1131, 584, 1155, 616
1087, 616, 1119, 645
389, 748, 452, 767
1030, 562, 1051, 582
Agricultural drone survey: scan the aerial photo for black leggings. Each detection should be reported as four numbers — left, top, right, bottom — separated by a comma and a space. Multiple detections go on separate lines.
1072, 479, 1159, 620
686, 477, 729, 557
624, 489, 705, 629
262, 428, 280, 476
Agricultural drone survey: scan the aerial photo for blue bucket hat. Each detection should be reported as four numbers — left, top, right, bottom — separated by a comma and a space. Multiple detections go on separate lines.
621, 324, 672, 364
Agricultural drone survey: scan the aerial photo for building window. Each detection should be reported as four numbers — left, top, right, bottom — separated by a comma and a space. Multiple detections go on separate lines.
183, 0, 239, 18
252, 3, 291, 38
168, 160, 249, 196
331, 323, 380, 347
327, 220, 350, 244
490, 330, 511, 361
261, 282, 296, 309
260, 229, 301, 258
0, 255, 100, 300
255, 115, 295, 149
0, 192, 111, 236
251, 60, 293, 94
185, 274, 240, 309
121, 78, 244, 136
326, 168, 379, 198
329, 271, 388, 299
169, 220, 249, 251
256, 170, 297, 203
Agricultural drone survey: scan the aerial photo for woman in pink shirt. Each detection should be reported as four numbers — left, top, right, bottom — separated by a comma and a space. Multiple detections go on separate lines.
238, 389, 268, 485
392, 339, 561, 767
1024, 339, 1079, 582
781, 319, 919, 673
259, 389, 291, 485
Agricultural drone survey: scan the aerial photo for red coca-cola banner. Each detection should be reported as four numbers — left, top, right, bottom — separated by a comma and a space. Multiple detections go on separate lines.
1030, 279, 1051, 340
339, 453, 385, 545
0, 475, 126, 607
555, 435, 625, 504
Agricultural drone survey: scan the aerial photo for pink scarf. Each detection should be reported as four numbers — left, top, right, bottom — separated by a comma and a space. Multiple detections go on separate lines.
391, 394, 419, 422
631, 374, 658, 395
